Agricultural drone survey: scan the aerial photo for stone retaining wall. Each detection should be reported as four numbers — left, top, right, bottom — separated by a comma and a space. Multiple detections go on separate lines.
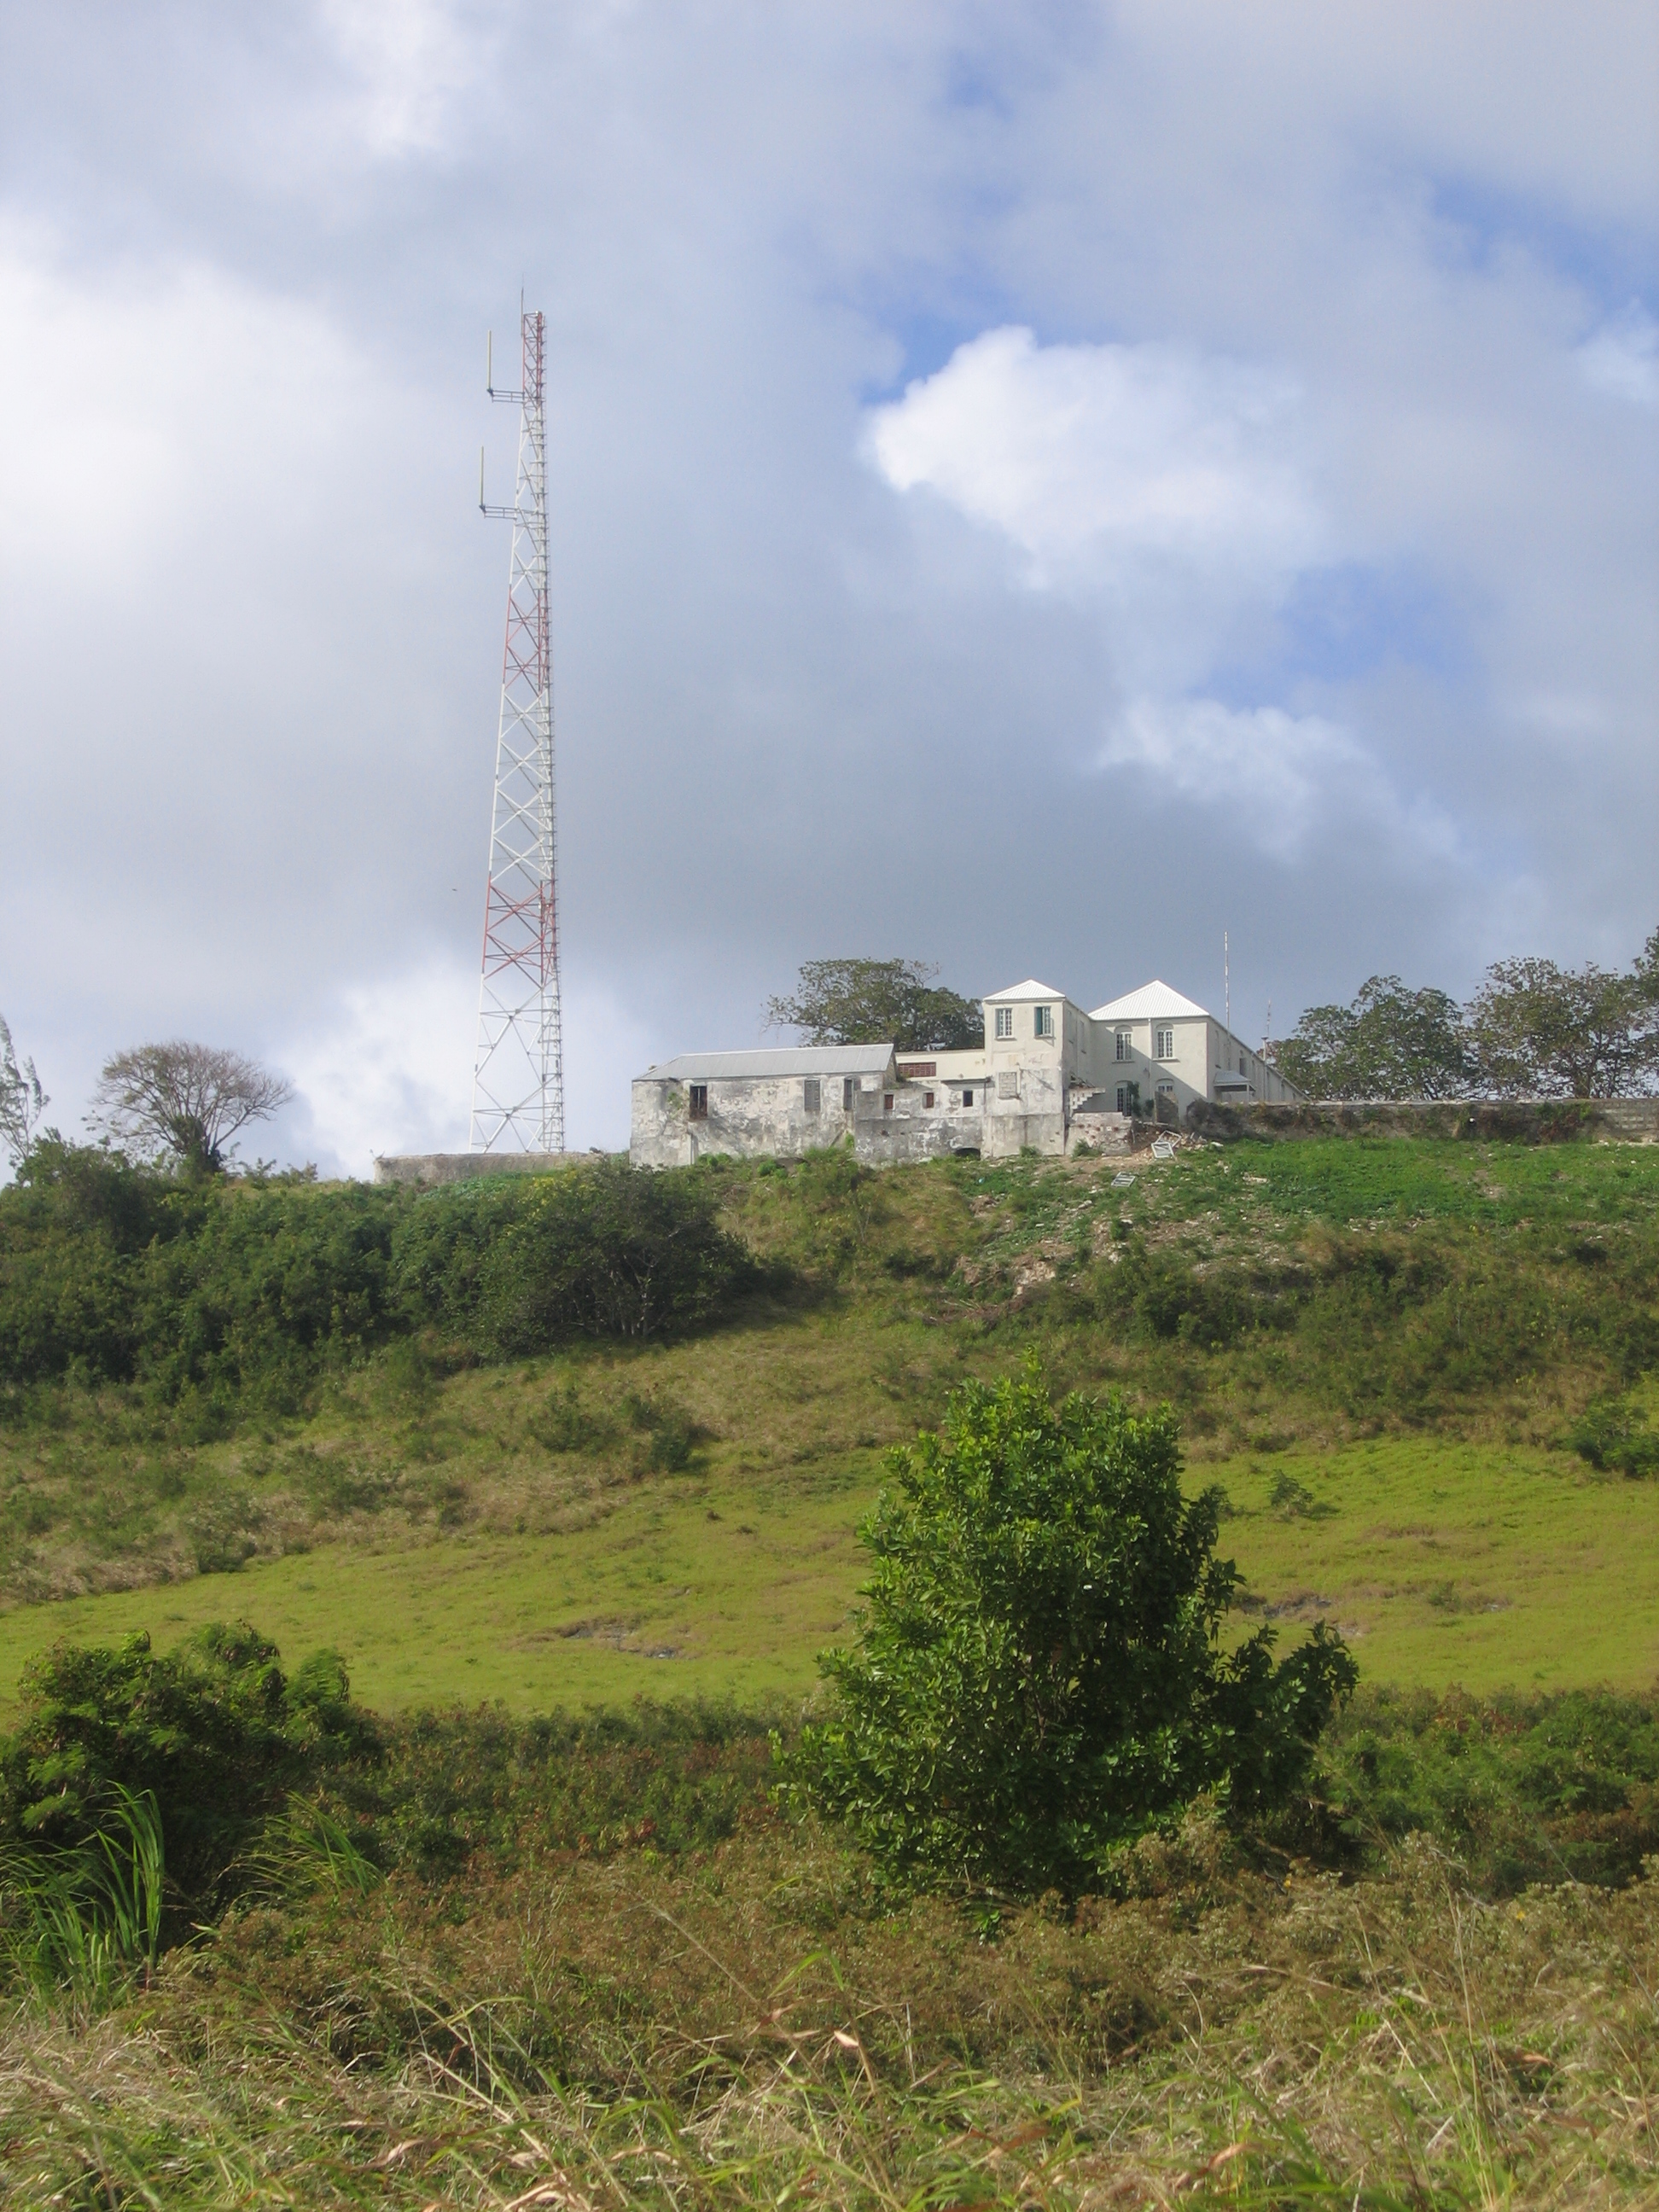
371, 1151, 578, 1188
1185, 1097, 1659, 1145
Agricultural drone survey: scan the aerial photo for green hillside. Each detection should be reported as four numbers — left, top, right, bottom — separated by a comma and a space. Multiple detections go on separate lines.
5, 1131, 1659, 2206
2, 1133, 1656, 1709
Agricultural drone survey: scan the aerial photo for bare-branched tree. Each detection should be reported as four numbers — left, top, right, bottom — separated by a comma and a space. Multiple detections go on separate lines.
0, 1015, 49, 1167
90, 1042, 294, 1175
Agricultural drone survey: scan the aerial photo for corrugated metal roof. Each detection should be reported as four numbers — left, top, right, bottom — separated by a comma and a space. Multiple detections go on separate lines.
637, 1044, 896, 1081
984, 977, 1067, 1003
1089, 979, 1210, 1022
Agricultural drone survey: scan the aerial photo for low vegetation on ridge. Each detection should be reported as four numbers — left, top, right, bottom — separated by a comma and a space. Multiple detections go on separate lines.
2, 1124, 1658, 2203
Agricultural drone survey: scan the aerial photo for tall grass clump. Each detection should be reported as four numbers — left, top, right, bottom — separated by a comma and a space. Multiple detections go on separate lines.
0, 1784, 163, 2003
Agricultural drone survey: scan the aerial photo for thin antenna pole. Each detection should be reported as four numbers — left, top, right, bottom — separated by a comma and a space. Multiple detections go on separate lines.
469, 306, 564, 1154
1224, 930, 1230, 1035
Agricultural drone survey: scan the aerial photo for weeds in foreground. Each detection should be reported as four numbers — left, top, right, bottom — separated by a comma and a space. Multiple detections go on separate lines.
2, 1816, 1655, 2206
0, 1784, 163, 2006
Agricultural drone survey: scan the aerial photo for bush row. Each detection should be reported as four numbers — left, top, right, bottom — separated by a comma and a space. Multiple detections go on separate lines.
4, 1621, 1656, 1946
0, 1144, 759, 1409
1068, 1226, 1659, 1419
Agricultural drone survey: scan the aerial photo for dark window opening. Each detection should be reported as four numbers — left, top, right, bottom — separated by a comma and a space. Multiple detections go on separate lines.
803, 1077, 821, 1115
843, 1076, 855, 1112
688, 1084, 708, 1121
962, 1087, 974, 1107
883, 1093, 894, 1113
923, 1090, 934, 1109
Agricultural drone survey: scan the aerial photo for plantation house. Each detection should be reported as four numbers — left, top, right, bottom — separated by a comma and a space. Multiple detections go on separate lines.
629, 978, 1301, 1168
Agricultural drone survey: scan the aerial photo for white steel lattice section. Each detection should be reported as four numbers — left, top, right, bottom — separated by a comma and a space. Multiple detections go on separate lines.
470, 307, 564, 1152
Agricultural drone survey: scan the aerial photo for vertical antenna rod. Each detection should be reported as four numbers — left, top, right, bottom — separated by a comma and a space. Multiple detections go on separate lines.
1224, 929, 1230, 1035
469, 305, 564, 1153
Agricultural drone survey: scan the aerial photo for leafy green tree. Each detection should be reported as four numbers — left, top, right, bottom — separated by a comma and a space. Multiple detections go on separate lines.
0, 1016, 47, 1168
793, 1361, 1355, 1892
766, 958, 981, 1051
1465, 955, 1658, 1097
1268, 975, 1470, 1099
89, 1041, 294, 1176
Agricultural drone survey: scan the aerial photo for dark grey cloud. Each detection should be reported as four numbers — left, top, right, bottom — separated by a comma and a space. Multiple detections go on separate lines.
0, 1, 1653, 1170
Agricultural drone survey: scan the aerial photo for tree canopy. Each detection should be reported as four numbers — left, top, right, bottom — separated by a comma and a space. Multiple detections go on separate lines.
1268, 975, 1470, 1100
765, 958, 981, 1052
88, 1043, 294, 1176
793, 1361, 1356, 1892
1268, 933, 1659, 1101
1465, 958, 1659, 1099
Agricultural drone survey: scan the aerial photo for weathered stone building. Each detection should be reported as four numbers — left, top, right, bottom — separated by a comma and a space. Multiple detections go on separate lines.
629, 976, 1301, 1168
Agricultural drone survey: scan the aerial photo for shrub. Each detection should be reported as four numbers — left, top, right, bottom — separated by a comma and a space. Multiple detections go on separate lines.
0, 1144, 400, 1400
1566, 1394, 1659, 1477
1319, 1684, 1659, 1892
626, 1390, 700, 1470
0, 1625, 377, 1921
791, 1359, 1356, 1893
393, 1160, 758, 1353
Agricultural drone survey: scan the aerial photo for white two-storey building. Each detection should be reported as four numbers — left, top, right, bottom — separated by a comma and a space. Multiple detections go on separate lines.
629, 976, 1300, 1168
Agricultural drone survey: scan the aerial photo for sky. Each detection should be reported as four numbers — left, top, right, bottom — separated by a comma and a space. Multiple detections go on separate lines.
1, 1, 1655, 1173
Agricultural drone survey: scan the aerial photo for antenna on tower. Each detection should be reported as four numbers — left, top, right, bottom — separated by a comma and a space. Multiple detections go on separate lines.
1224, 929, 1231, 1034
469, 304, 564, 1154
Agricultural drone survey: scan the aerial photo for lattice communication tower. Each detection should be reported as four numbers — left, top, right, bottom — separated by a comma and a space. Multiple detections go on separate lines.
469, 304, 563, 1152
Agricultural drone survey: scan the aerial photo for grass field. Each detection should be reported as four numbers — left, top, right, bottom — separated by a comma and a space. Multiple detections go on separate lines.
3, 1134, 1656, 1714
2, 1429, 1655, 1714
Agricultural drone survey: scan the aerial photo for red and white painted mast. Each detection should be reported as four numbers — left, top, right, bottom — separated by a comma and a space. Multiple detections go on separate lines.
470, 301, 564, 1153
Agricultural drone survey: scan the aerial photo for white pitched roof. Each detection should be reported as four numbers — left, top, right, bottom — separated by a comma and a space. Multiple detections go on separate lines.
639, 1044, 894, 1081
1089, 980, 1210, 1022
984, 977, 1067, 1003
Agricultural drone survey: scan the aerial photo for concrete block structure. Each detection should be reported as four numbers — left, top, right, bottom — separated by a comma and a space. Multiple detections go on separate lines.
630, 976, 1301, 1168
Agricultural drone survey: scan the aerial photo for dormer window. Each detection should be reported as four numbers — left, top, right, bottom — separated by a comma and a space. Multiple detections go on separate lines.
1033, 1005, 1054, 1039
994, 1007, 1014, 1039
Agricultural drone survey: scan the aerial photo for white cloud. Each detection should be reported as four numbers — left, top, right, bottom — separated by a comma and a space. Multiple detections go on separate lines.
318, 0, 491, 157
277, 956, 650, 1176
0, 219, 377, 591
866, 328, 1445, 862
1101, 698, 1357, 859
279, 958, 474, 1176
1577, 306, 1659, 407
867, 325, 1324, 585
1098, 696, 1461, 868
